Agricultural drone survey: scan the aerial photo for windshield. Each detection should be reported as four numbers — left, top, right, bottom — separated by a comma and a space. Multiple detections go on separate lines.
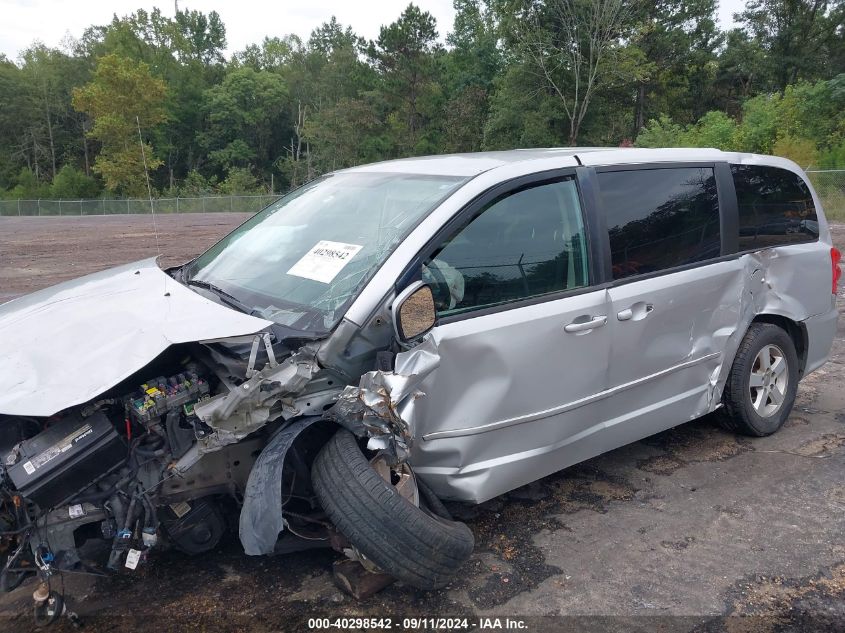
187, 172, 467, 332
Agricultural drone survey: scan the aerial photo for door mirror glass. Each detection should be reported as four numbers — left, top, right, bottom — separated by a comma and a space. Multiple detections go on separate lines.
394, 283, 436, 343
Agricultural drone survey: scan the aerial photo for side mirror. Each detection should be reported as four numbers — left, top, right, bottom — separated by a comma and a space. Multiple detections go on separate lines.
393, 282, 436, 344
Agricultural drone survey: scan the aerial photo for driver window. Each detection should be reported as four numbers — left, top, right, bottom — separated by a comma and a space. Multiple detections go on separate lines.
423, 178, 589, 317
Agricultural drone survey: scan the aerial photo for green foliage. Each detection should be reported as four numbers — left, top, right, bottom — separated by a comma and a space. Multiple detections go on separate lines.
3, 2, 845, 201
199, 68, 288, 177
72, 54, 167, 195
686, 111, 738, 150
6, 167, 50, 199
368, 4, 441, 154
49, 165, 101, 198
772, 136, 819, 168
635, 73, 845, 168
737, 0, 843, 92
818, 141, 845, 169
302, 98, 383, 172
218, 167, 261, 195
634, 115, 687, 148
178, 170, 217, 196
733, 94, 780, 154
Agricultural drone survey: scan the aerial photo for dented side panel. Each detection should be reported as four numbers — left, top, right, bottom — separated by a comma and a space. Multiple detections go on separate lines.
409, 241, 836, 503
602, 259, 747, 435
407, 289, 613, 502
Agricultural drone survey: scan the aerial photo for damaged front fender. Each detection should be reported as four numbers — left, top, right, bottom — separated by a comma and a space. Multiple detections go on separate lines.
325, 336, 440, 464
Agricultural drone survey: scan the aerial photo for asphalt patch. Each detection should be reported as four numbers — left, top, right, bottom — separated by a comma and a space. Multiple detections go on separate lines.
446, 463, 637, 609
694, 561, 845, 633
637, 419, 752, 476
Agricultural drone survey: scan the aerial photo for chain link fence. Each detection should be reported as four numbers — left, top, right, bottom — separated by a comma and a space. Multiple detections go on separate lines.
1, 171, 843, 221
806, 170, 845, 221
0, 194, 281, 217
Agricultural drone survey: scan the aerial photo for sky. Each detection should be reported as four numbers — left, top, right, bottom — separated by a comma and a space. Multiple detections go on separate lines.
1, 0, 748, 62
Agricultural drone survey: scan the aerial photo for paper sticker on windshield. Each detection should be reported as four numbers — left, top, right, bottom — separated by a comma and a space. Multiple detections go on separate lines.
287, 240, 363, 284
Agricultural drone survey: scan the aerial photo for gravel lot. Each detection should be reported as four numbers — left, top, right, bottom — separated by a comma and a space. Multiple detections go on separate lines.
0, 213, 251, 303
1, 215, 844, 633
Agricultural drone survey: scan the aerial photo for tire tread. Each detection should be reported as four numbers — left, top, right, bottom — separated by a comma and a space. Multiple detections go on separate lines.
311, 430, 474, 589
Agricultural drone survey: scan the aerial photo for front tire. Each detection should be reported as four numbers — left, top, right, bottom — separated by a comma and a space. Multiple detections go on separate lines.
719, 322, 799, 436
312, 430, 474, 589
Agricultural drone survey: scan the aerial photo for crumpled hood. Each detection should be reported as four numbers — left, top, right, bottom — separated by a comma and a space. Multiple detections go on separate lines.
0, 258, 272, 417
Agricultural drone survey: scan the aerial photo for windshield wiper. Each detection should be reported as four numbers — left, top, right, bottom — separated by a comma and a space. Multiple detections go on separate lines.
185, 279, 255, 315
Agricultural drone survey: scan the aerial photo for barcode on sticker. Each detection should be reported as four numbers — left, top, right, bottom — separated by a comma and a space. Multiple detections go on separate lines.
68, 504, 84, 519
125, 549, 141, 570
287, 240, 363, 283
22, 461, 35, 475
170, 501, 191, 518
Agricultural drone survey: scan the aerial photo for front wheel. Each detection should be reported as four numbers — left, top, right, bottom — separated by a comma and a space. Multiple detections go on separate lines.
312, 430, 474, 590
719, 323, 799, 436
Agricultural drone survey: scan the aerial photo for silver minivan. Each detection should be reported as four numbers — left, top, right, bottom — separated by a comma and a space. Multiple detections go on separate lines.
0, 148, 839, 613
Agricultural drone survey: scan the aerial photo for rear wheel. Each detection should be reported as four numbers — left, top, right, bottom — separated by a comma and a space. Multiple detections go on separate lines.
720, 323, 799, 436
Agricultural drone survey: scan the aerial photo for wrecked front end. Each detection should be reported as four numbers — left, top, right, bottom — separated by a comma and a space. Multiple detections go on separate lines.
0, 261, 447, 624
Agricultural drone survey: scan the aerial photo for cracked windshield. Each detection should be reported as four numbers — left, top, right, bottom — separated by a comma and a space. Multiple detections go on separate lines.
188, 171, 466, 331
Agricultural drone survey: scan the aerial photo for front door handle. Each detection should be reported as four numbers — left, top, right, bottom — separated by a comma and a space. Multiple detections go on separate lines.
564, 315, 607, 333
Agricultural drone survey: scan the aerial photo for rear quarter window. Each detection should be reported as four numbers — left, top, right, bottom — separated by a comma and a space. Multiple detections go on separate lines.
598, 167, 721, 280
731, 164, 819, 250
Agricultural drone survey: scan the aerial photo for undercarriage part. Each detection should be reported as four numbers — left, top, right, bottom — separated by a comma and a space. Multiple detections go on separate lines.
159, 437, 262, 503
159, 498, 225, 555
272, 530, 331, 555
35, 502, 107, 569
165, 409, 195, 459
31, 582, 80, 629
4, 412, 124, 510
312, 429, 474, 590
1, 543, 33, 593
32, 583, 62, 627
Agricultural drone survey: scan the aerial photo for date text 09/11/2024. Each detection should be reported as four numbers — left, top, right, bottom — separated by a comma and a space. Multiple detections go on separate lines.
306, 618, 529, 630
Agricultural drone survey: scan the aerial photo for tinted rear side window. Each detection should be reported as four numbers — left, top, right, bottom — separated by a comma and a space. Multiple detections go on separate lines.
598, 167, 721, 280
731, 164, 818, 250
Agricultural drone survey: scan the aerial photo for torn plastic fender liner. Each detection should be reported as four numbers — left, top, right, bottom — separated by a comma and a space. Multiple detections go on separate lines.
239, 416, 323, 555
325, 335, 440, 464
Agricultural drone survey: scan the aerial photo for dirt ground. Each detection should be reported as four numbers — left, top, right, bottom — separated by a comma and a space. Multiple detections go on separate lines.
0, 213, 251, 303
1, 215, 844, 632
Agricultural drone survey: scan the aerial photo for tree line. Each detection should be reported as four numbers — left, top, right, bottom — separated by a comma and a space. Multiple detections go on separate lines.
1, 0, 844, 200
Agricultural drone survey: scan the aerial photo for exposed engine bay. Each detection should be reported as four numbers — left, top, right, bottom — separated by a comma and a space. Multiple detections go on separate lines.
0, 340, 344, 625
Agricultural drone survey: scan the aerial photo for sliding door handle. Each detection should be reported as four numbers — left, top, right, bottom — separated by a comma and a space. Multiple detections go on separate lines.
617, 302, 654, 322
564, 315, 607, 333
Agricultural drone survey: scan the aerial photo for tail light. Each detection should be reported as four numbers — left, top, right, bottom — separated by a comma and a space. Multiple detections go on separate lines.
832, 247, 842, 295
